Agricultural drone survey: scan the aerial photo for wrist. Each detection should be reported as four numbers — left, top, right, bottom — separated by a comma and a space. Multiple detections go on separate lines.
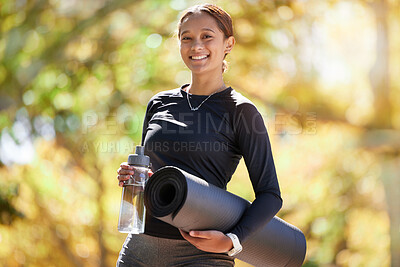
225, 235, 234, 251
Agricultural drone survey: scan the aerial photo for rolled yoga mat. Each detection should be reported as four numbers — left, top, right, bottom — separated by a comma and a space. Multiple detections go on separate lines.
144, 166, 306, 267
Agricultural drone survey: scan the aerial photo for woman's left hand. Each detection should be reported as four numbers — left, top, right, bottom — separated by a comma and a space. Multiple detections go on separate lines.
179, 229, 233, 253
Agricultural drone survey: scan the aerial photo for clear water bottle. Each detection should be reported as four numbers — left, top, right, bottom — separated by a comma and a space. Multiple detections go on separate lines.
118, 146, 150, 234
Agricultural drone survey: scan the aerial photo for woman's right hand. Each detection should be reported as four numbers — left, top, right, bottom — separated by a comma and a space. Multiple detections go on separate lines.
117, 162, 153, 187
117, 162, 134, 187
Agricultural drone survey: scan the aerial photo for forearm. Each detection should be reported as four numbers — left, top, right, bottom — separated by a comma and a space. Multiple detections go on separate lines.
229, 192, 282, 242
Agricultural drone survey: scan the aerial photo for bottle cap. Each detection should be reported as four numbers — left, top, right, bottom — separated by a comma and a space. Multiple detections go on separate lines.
128, 146, 150, 167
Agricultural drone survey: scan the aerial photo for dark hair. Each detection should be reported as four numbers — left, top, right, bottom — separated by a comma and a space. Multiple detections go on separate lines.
177, 4, 234, 72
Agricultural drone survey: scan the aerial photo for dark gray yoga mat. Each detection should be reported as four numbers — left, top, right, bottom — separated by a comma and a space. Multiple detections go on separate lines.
144, 166, 306, 267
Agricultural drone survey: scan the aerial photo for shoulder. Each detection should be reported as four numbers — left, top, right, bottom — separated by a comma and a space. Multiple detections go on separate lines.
149, 88, 182, 101
229, 88, 253, 105
228, 88, 268, 135
228, 88, 260, 115
145, 87, 183, 108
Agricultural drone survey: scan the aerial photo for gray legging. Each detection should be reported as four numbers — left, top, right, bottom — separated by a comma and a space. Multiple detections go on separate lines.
117, 233, 235, 267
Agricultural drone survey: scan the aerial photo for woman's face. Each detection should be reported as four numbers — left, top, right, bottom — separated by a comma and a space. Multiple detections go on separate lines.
179, 12, 234, 75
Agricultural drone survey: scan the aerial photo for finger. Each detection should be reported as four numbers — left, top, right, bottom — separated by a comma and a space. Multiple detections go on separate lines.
180, 230, 206, 245
179, 229, 198, 241
179, 230, 204, 250
117, 167, 133, 174
181, 230, 222, 253
120, 162, 133, 169
179, 229, 192, 242
189, 230, 213, 239
179, 229, 189, 238
118, 169, 134, 175
117, 174, 132, 181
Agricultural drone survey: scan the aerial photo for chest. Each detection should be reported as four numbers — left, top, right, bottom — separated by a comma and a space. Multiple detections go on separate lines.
146, 101, 236, 145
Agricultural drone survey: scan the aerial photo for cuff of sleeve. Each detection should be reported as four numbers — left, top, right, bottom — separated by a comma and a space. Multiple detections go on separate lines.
230, 229, 243, 243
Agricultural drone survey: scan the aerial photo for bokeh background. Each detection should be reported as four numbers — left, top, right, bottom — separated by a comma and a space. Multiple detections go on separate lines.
1, 0, 399, 266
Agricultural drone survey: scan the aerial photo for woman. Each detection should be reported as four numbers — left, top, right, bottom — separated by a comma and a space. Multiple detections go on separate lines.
116, 4, 282, 266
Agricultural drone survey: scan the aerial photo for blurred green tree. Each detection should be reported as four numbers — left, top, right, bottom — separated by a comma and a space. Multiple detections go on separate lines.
0, 0, 398, 266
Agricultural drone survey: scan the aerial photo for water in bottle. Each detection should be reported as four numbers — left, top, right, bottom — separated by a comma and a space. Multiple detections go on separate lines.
118, 146, 150, 234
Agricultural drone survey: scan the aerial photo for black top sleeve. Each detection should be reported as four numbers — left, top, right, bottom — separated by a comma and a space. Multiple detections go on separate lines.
229, 103, 282, 242
141, 99, 154, 146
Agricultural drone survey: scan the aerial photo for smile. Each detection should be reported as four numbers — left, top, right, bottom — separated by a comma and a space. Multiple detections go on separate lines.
190, 55, 209, 60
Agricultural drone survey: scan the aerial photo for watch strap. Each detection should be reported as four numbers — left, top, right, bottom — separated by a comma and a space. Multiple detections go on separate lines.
226, 233, 243, 256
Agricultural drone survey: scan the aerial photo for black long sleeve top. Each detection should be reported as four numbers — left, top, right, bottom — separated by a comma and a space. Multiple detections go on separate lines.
141, 84, 282, 242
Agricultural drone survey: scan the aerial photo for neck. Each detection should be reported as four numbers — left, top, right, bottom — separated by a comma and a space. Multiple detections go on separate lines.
187, 72, 226, 95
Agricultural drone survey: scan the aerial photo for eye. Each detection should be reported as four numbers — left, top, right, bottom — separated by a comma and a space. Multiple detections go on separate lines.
203, 35, 212, 39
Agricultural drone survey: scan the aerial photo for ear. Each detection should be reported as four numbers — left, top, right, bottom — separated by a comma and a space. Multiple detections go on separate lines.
224, 36, 235, 55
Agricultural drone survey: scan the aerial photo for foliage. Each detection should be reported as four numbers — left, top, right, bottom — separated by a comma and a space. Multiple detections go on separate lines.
0, 182, 24, 225
1, 0, 399, 266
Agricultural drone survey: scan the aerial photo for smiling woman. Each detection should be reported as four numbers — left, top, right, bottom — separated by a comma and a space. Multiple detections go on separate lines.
177, 5, 235, 95
116, 3, 283, 267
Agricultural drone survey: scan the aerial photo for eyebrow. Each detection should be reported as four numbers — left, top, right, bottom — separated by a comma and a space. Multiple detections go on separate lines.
181, 28, 216, 36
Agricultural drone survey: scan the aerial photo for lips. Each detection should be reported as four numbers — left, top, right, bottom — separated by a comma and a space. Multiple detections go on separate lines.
190, 55, 209, 60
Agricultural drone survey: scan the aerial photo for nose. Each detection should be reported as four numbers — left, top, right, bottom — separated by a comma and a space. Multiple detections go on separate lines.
191, 39, 204, 51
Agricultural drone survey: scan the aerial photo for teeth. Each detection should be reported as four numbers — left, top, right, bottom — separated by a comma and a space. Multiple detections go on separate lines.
192, 55, 208, 60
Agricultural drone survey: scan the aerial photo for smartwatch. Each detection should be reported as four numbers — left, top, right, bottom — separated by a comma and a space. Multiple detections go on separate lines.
226, 233, 243, 256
